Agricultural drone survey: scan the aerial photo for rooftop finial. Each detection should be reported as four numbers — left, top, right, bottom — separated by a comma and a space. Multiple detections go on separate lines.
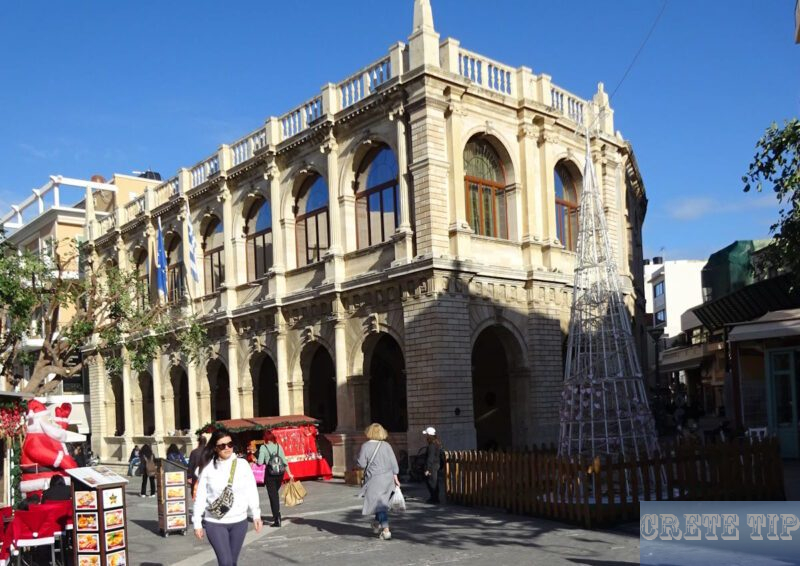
408, 0, 440, 69
413, 0, 435, 33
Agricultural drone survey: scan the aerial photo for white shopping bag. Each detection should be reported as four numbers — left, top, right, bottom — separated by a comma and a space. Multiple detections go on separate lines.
389, 486, 406, 512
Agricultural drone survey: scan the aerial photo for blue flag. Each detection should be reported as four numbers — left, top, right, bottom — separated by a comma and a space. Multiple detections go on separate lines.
156, 217, 168, 302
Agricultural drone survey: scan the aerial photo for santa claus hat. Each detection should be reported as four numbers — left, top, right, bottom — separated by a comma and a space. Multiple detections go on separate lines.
26, 400, 47, 416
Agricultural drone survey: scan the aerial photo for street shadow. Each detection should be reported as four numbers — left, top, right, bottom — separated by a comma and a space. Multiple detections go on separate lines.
291, 516, 374, 538
320, 505, 553, 551
567, 560, 641, 566
131, 518, 162, 534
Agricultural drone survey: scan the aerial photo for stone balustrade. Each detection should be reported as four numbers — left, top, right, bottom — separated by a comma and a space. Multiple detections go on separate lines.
231, 128, 267, 167
457, 47, 514, 96
550, 86, 585, 125
279, 95, 323, 140
122, 195, 145, 224
338, 56, 392, 110
153, 176, 179, 208
190, 155, 220, 189
98, 213, 116, 233
102, 39, 598, 235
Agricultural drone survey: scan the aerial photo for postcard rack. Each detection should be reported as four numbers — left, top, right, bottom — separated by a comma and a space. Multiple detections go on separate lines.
67, 466, 129, 566
155, 458, 189, 537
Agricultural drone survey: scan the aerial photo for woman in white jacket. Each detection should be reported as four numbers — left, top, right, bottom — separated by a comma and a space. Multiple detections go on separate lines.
193, 430, 263, 566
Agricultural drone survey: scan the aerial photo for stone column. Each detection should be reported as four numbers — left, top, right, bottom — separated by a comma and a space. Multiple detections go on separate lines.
276, 308, 290, 415
321, 132, 345, 285
186, 362, 200, 431
390, 105, 414, 264
518, 121, 544, 268
121, 347, 135, 437
151, 359, 165, 453
321, 133, 342, 256
88, 355, 108, 459
333, 298, 353, 432
226, 321, 242, 418
407, 100, 451, 259
265, 161, 286, 296
219, 182, 237, 310
444, 96, 471, 259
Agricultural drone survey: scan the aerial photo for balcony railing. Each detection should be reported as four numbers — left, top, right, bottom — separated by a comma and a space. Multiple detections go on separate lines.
122, 195, 145, 224
338, 56, 392, 110
153, 176, 179, 208
279, 96, 323, 140
550, 86, 585, 125
105, 38, 594, 236
231, 128, 267, 167
190, 155, 220, 189
458, 47, 514, 96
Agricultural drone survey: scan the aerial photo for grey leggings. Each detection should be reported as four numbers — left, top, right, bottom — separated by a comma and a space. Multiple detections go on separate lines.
203, 519, 248, 566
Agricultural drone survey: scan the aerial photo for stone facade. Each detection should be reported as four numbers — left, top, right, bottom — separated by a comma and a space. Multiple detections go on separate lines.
86, 0, 648, 475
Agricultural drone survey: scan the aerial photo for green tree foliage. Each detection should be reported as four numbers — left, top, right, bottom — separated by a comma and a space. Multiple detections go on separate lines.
744, 118, 800, 279
0, 234, 206, 394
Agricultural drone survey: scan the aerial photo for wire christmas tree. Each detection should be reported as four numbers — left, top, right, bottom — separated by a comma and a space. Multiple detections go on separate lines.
558, 136, 658, 468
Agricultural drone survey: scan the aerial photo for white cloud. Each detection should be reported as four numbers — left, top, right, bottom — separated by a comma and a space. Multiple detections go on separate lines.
667, 193, 776, 220
669, 197, 715, 220
17, 143, 59, 160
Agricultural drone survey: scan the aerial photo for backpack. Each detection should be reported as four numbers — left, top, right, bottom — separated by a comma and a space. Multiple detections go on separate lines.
266, 445, 286, 476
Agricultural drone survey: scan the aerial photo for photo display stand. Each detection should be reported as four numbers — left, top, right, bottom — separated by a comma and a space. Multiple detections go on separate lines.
66, 466, 129, 566
155, 458, 188, 536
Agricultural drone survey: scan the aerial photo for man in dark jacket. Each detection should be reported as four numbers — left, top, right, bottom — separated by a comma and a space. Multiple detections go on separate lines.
422, 427, 443, 504
187, 435, 207, 500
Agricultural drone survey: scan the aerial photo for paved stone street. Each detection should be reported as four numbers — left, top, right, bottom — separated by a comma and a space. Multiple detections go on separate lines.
123, 479, 639, 566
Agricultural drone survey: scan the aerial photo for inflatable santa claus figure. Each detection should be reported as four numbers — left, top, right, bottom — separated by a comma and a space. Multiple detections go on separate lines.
20, 400, 86, 495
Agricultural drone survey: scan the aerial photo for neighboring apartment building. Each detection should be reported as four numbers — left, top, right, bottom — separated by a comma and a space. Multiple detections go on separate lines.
9, 1, 648, 474
0, 173, 160, 437
643, 257, 705, 386
660, 241, 790, 429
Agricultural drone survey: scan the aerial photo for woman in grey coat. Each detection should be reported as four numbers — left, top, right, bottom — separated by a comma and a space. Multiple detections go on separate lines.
356, 422, 400, 540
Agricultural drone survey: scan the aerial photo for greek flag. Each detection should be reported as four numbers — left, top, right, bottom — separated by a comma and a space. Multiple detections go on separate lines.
156, 217, 168, 302
185, 201, 199, 283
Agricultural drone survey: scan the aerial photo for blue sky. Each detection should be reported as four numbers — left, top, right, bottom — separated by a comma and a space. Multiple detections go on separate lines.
0, 1, 796, 260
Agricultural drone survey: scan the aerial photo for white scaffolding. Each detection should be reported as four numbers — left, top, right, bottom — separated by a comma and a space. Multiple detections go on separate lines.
558, 135, 658, 467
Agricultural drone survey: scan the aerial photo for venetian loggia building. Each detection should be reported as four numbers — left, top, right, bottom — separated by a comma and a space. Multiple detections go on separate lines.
85, 0, 648, 475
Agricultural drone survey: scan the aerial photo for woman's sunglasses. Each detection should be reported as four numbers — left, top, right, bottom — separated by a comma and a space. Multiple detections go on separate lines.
215, 441, 234, 450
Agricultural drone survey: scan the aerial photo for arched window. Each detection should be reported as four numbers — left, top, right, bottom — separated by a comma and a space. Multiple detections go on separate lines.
244, 199, 273, 280
202, 216, 224, 294
165, 232, 184, 304
295, 176, 329, 267
355, 146, 399, 248
554, 164, 579, 251
464, 139, 508, 239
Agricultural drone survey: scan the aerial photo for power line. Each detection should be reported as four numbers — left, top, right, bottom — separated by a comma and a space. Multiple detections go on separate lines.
609, 1, 669, 103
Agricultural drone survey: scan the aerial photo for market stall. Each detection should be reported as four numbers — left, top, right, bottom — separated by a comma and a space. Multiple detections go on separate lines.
199, 415, 333, 482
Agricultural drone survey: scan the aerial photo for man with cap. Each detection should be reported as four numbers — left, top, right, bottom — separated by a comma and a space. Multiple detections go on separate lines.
422, 426, 443, 504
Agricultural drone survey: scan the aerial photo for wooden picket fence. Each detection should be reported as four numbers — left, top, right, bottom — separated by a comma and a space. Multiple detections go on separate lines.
444, 437, 785, 528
